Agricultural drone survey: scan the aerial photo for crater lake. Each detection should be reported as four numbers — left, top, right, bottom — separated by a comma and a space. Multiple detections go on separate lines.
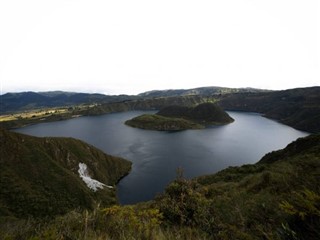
15, 111, 309, 204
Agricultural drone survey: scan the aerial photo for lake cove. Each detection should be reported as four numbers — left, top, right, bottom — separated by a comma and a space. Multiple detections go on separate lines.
15, 111, 309, 204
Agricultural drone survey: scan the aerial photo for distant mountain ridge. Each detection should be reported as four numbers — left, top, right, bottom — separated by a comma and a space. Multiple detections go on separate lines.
0, 91, 136, 113
1, 86, 319, 133
138, 86, 268, 98
219, 86, 320, 133
0, 87, 267, 113
84, 86, 320, 133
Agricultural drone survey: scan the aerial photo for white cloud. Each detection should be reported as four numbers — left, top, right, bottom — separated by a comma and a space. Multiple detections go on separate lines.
1, 0, 319, 94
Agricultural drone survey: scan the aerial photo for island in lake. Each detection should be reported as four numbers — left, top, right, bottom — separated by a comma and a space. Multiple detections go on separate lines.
125, 102, 234, 131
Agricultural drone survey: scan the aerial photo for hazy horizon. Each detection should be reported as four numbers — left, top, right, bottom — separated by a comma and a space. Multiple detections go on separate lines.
2, 85, 320, 96
1, 1, 319, 95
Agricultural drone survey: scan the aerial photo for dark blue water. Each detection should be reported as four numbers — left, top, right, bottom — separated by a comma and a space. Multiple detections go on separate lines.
15, 111, 309, 204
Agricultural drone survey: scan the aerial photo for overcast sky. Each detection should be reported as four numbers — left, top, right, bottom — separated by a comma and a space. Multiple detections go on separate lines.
0, 0, 319, 95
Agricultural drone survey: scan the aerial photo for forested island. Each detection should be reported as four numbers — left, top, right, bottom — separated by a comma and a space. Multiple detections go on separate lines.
125, 102, 234, 131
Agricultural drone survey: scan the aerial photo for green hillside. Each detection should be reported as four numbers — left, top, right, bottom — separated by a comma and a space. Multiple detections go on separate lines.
0, 129, 131, 218
219, 87, 320, 133
0, 91, 137, 114
187, 134, 320, 239
83, 95, 209, 115
1, 134, 319, 239
0, 87, 319, 239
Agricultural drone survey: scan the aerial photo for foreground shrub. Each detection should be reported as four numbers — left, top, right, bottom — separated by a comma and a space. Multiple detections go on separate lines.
103, 205, 163, 239
280, 189, 320, 239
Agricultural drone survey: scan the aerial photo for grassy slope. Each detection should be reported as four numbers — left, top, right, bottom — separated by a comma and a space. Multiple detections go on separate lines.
219, 87, 320, 133
0, 129, 131, 218
1, 134, 319, 239
154, 134, 320, 239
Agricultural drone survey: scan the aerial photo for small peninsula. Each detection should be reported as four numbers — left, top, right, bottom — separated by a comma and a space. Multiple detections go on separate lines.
125, 103, 234, 131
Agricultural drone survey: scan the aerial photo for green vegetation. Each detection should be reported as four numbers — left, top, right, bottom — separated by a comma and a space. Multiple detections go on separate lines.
83, 95, 211, 116
157, 102, 234, 125
0, 129, 131, 218
0, 104, 94, 129
125, 103, 234, 131
0, 87, 319, 239
2, 87, 319, 133
0, 91, 134, 114
138, 86, 267, 98
1, 131, 319, 239
125, 114, 204, 131
220, 86, 320, 133
1, 95, 211, 130
0, 87, 262, 114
